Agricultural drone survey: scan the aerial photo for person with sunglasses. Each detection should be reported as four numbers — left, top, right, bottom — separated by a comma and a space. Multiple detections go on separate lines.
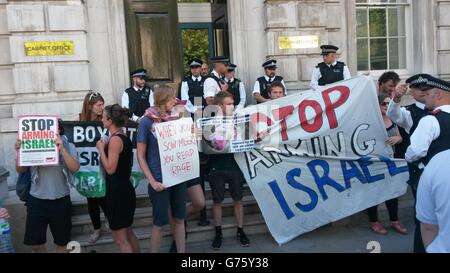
121, 69, 154, 123
252, 59, 286, 104
366, 93, 407, 236
310, 45, 351, 91
79, 91, 107, 244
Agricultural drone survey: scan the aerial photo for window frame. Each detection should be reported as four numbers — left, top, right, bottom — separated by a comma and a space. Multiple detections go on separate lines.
179, 23, 215, 75
355, 0, 413, 78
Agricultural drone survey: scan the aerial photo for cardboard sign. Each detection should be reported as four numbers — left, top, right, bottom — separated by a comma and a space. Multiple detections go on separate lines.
197, 115, 255, 154
154, 118, 200, 188
61, 121, 142, 198
18, 115, 59, 166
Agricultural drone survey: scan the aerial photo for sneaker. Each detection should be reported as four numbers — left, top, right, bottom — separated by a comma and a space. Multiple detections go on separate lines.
169, 240, 177, 253
88, 229, 102, 244
211, 233, 222, 250
237, 230, 250, 247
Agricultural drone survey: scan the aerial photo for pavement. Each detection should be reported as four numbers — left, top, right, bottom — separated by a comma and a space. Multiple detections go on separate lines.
147, 213, 415, 253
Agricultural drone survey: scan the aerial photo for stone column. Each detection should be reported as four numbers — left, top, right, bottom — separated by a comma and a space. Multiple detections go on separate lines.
228, 0, 267, 105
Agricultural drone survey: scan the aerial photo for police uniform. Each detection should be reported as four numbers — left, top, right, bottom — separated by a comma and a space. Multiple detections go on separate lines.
226, 63, 246, 111
252, 60, 286, 103
203, 56, 229, 100
405, 76, 450, 165
310, 45, 351, 90
121, 69, 154, 122
387, 74, 431, 159
181, 59, 206, 114
394, 74, 450, 253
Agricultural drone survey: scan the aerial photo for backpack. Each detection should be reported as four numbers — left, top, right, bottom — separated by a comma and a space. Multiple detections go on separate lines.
16, 169, 31, 203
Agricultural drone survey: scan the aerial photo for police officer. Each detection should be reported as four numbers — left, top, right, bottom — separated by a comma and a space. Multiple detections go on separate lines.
405, 75, 450, 252
203, 56, 229, 105
181, 58, 206, 116
405, 76, 450, 167
121, 68, 153, 123
225, 63, 246, 111
310, 45, 351, 90
252, 59, 286, 104
387, 73, 435, 253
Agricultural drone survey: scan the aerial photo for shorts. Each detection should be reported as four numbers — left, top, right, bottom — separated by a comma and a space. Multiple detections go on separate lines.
208, 170, 244, 203
24, 195, 72, 246
148, 182, 187, 226
186, 177, 202, 188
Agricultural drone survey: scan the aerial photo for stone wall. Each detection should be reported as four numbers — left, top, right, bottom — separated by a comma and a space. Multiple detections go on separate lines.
0, 0, 129, 185
264, 0, 348, 91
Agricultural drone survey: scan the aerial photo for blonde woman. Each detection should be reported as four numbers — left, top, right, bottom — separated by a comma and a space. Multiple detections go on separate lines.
137, 85, 187, 253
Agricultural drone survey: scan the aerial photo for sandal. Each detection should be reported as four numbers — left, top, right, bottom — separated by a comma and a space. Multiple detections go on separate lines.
369, 222, 388, 235
391, 221, 408, 235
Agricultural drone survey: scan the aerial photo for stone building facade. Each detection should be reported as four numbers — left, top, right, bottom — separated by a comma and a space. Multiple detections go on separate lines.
0, 0, 449, 185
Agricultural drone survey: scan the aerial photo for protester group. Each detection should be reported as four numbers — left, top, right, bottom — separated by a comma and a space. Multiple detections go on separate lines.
2, 44, 450, 254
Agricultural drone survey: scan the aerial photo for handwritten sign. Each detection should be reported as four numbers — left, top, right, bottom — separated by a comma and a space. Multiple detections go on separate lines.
18, 115, 59, 167
24, 41, 74, 56
278, 35, 319, 49
154, 118, 200, 188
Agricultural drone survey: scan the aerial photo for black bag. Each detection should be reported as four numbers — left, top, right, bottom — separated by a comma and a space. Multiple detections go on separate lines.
16, 169, 31, 203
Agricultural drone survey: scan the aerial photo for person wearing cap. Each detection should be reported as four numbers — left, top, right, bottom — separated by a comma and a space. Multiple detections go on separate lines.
252, 59, 286, 104
387, 73, 433, 253
203, 56, 230, 105
225, 63, 246, 111
180, 58, 206, 115
405, 76, 450, 165
310, 45, 351, 90
121, 68, 154, 123
409, 77, 450, 253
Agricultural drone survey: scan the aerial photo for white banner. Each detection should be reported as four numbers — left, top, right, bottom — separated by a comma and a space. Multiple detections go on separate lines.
18, 115, 59, 167
234, 76, 409, 245
154, 118, 200, 188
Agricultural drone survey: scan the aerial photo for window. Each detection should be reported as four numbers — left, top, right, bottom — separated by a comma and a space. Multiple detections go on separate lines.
180, 23, 214, 76
356, 0, 410, 72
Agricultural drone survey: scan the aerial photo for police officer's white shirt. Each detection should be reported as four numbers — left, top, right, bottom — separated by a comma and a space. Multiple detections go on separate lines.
416, 149, 450, 253
203, 70, 223, 99
309, 61, 351, 91
181, 75, 202, 113
227, 77, 247, 112
387, 100, 426, 134
405, 105, 450, 163
252, 76, 286, 95
121, 85, 154, 122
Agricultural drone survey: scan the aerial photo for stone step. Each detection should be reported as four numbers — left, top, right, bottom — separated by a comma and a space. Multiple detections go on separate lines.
71, 183, 253, 216
71, 185, 415, 253
71, 195, 260, 235
72, 213, 268, 253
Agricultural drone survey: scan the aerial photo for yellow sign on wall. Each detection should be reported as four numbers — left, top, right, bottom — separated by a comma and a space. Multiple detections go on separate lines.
279, 36, 319, 49
24, 41, 74, 56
